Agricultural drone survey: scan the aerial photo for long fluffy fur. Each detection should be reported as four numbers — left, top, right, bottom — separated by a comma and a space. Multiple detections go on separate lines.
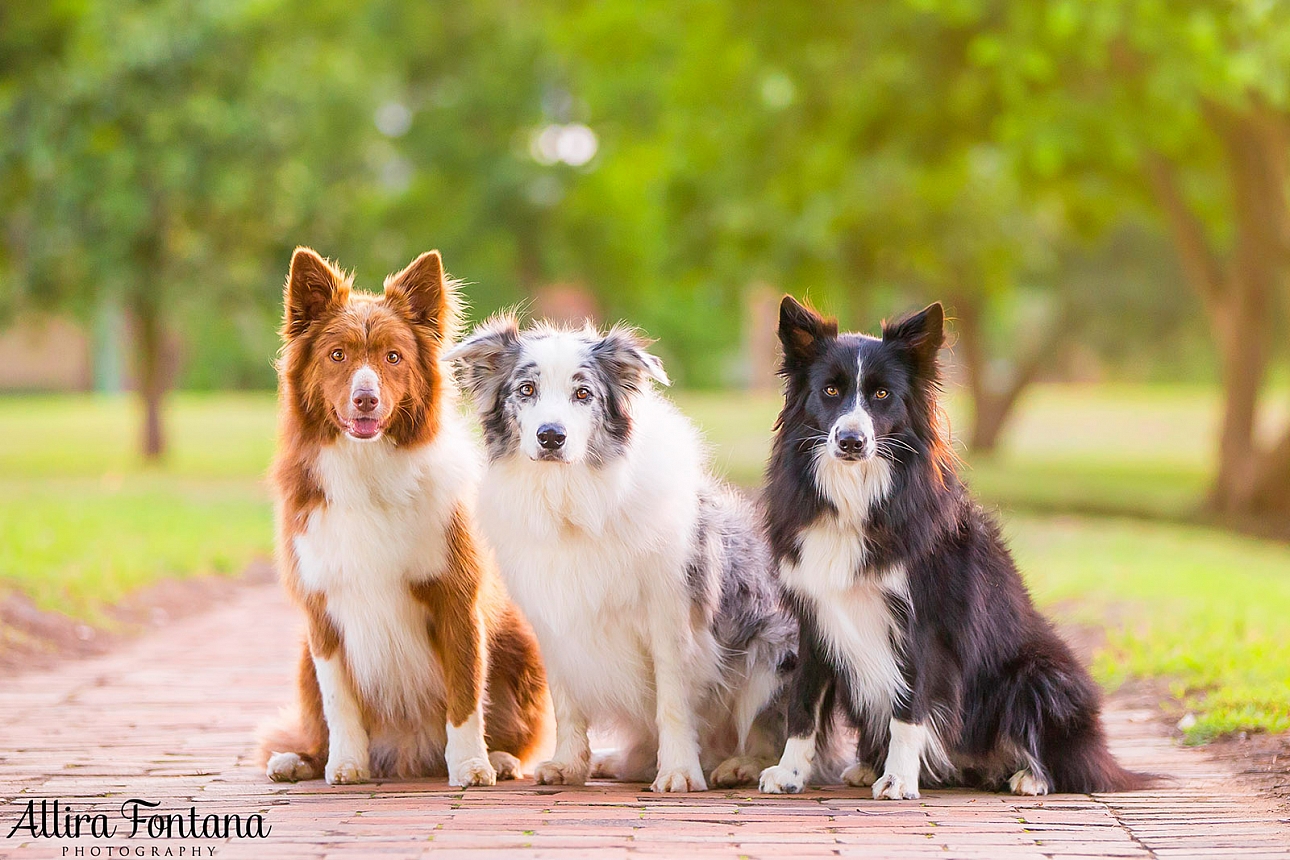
760, 296, 1145, 797
257, 248, 550, 786
450, 319, 812, 790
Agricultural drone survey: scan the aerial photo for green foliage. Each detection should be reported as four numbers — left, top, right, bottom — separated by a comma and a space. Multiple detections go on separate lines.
1, 0, 1236, 390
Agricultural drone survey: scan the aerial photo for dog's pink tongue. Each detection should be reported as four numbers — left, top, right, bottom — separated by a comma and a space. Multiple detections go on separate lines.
350, 417, 381, 438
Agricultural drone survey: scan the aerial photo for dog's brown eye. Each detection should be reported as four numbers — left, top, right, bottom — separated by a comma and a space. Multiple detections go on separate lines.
823, 385, 840, 398
518, 382, 535, 397
874, 388, 889, 400
386, 351, 401, 365
330, 349, 345, 362
574, 387, 592, 401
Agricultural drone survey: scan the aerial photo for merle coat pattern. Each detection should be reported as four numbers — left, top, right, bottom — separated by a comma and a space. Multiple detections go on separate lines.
449, 318, 807, 792
758, 296, 1145, 798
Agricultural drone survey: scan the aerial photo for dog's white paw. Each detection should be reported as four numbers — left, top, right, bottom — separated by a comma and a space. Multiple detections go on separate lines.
758, 764, 805, 794
266, 752, 316, 783
325, 756, 370, 786
589, 751, 620, 780
449, 755, 497, 787
488, 751, 523, 781
1008, 767, 1049, 796
651, 763, 707, 793
710, 755, 768, 788
872, 771, 919, 800
841, 762, 878, 788
533, 759, 588, 786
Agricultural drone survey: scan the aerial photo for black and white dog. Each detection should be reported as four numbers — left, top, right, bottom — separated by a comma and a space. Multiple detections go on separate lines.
759, 296, 1144, 799
449, 318, 799, 791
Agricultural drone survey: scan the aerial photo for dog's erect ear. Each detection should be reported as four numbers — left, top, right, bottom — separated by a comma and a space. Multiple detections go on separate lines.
284, 248, 346, 338
590, 326, 670, 391
882, 302, 944, 371
445, 315, 522, 405
778, 295, 837, 368
385, 250, 456, 340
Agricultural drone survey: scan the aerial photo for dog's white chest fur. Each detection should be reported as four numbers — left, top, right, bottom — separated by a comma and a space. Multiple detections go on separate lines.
780, 511, 910, 727
477, 395, 710, 725
290, 421, 479, 720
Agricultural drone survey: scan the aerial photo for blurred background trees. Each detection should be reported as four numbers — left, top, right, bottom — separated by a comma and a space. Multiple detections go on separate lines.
1, 0, 1286, 521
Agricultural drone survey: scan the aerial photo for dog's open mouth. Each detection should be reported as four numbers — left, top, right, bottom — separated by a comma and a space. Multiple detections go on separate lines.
343, 416, 384, 440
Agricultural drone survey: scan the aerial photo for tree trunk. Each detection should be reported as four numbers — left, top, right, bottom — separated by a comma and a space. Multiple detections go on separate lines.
132, 292, 167, 461
952, 290, 1066, 456
1250, 426, 1290, 515
1208, 105, 1282, 513
1146, 103, 1289, 517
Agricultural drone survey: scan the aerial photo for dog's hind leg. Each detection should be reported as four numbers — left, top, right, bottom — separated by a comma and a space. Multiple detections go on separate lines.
711, 661, 783, 787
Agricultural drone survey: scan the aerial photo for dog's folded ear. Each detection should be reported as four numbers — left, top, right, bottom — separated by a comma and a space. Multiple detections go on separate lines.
445, 316, 522, 405
284, 248, 347, 338
882, 302, 944, 372
778, 295, 837, 370
384, 251, 457, 341
590, 326, 670, 390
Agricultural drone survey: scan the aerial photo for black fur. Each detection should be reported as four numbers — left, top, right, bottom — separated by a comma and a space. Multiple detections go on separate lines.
765, 295, 1146, 795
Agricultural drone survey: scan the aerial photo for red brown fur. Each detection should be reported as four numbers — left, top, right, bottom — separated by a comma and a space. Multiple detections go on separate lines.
257, 248, 550, 782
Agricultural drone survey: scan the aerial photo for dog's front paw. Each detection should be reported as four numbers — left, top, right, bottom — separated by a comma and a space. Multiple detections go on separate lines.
449, 755, 497, 787
533, 759, 588, 786
325, 756, 370, 786
489, 751, 523, 781
840, 762, 878, 788
266, 752, 317, 783
873, 771, 919, 800
1008, 767, 1049, 796
710, 755, 768, 788
758, 764, 805, 794
651, 764, 707, 793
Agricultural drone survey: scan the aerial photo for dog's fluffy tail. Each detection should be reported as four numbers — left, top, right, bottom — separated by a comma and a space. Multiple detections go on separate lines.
992, 645, 1152, 794
1047, 723, 1153, 793
255, 705, 324, 770
254, 642, 326, 778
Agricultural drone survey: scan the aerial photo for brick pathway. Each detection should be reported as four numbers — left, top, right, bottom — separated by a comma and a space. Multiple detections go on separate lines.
2, 583, 1287, 859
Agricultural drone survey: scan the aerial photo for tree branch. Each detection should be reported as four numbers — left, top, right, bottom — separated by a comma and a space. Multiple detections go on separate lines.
1143, 151, 1226, 312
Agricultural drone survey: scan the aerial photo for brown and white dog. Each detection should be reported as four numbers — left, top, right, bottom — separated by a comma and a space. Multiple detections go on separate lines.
258, 247, 550, 786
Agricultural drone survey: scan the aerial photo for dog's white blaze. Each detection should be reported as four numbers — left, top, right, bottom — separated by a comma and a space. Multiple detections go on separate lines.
350, 364, 379, 397
515, 334, 597, 463
293, 413, 480, 725
827, 356, 878, 459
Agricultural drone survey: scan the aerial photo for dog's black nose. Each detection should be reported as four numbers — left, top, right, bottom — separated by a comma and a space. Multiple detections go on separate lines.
537, 424, 566, 450
352, 389, 380, 414
836, 432, 866, 455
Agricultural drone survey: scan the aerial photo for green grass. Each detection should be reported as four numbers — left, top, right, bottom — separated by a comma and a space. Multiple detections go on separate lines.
1008, 515, 1290, 742
2, 387, 1288, 742
0, 393, 275, 622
